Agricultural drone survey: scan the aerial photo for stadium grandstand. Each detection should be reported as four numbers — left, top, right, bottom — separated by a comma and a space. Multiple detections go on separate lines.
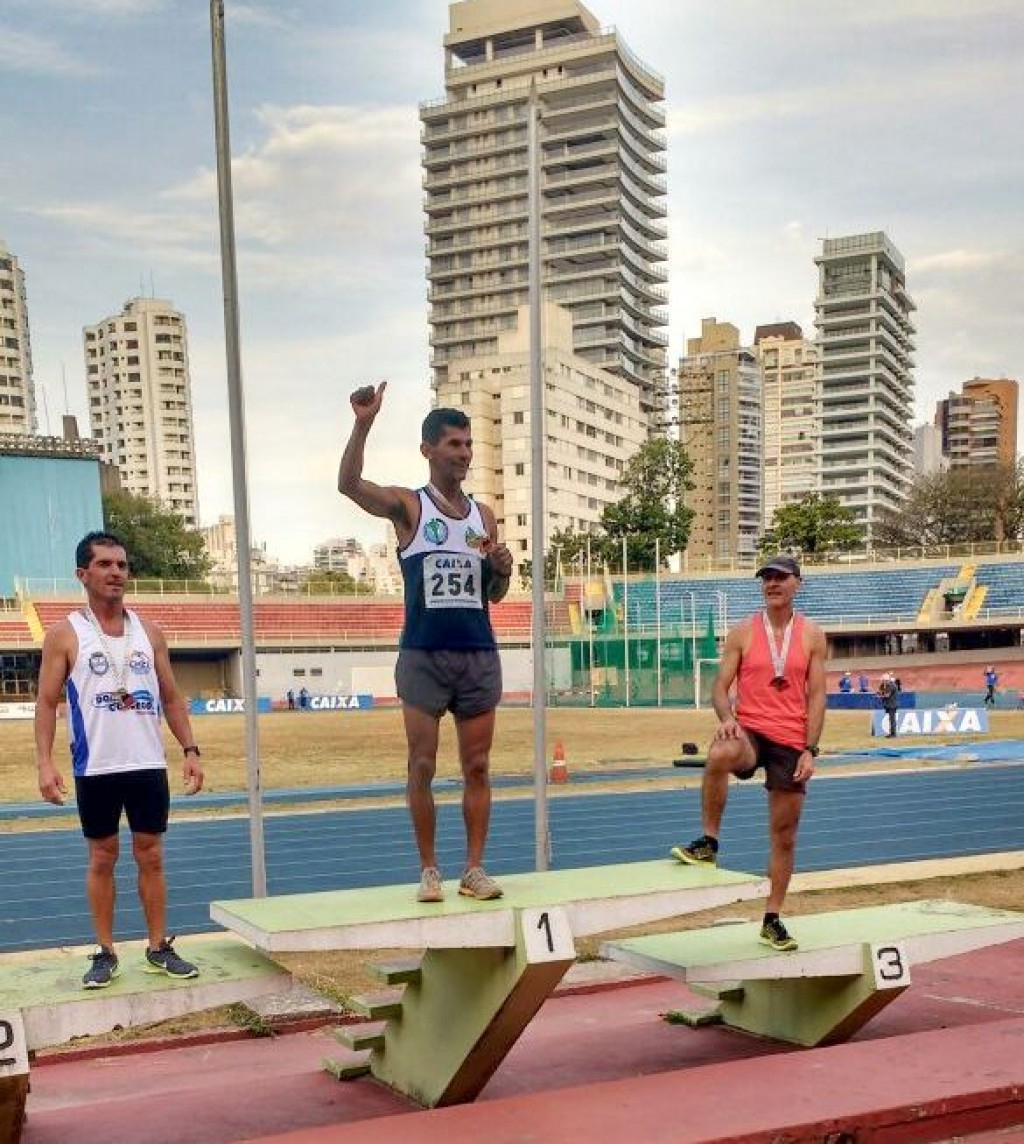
2, 547, 1023, 707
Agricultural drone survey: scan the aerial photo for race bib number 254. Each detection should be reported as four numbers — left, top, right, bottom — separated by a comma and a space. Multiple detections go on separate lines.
423, 553, 483, 610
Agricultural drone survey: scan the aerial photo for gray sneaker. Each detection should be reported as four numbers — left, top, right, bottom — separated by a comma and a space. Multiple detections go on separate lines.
458, 866, 503, 900
417, 866, 444, 903
144, 936, 199, 979
83, 946, 120, 989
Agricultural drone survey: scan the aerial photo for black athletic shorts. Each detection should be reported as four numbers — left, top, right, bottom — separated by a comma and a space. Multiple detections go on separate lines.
735, 728, 806, 794
75, 769, 171, 839
395, 648, 502, 719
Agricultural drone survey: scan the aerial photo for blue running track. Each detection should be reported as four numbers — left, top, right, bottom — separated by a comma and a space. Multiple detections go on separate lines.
1, 765, 1022, 952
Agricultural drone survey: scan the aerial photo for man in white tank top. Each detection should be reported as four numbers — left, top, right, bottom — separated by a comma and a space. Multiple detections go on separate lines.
340, 383, 514, 904
35, 532, 205, 988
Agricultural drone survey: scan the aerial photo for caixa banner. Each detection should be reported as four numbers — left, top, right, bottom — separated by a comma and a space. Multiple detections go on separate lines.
306, 694, 374, 711
190, 697, 273, 715
871, 708, 989, 737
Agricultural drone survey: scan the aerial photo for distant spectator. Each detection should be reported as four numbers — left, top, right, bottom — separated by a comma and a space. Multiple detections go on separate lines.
286, 689, 295, 711
838, 672, 852, 694
299, 686, 310, 710
878, 673, 900, 738
983, 666, 998, 708
857, 672, 870, 694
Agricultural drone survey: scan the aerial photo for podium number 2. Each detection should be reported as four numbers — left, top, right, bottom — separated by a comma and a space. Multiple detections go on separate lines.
870, 943, 910, 989
0, 1013, 28, 1076
0, 1019, 17, 1065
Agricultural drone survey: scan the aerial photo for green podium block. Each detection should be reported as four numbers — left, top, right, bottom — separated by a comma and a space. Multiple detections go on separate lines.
603, 900, 1024, 1046
0, 935, 290, 1052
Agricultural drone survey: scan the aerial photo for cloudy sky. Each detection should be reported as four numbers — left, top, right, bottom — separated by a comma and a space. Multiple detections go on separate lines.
2, 0, 1021, 563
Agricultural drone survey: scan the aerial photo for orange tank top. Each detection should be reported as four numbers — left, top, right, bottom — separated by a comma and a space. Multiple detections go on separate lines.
736, 611, 809, 751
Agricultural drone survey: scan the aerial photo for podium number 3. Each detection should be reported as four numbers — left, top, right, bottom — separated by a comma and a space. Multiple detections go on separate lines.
870, 943, 910, 988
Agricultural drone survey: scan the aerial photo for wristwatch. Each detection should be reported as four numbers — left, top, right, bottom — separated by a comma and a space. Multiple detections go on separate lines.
183, 745, 201, 758
804, 745, 820, 757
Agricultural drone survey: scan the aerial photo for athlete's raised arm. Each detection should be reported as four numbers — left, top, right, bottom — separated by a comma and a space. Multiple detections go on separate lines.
338, 383, 417, 538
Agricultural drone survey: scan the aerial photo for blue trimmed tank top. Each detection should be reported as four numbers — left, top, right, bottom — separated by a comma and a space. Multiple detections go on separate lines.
66, 609, 166, 777
398, 488, 497, 651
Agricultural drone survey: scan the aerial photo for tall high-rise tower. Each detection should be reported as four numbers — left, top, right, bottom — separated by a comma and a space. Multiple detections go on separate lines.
679, 319, 763, 565
814, 232, 916, 537
421, 0, 668, 426
754, 322, 819, 529
83, 297, 199, 526
0, 239, 37, 436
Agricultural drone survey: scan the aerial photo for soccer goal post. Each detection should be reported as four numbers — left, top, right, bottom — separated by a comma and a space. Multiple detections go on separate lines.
694, 658, 720, 709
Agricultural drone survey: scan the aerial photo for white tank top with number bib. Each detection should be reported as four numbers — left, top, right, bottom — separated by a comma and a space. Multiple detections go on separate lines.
398, 488, 497, 651
66, 609, 167, 777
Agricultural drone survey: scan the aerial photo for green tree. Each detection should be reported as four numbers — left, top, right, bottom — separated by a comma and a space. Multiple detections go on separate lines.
874, 464, 1024, 548
300, 568, 360, 595
600, 438, 695, 569
759, 493, 861, 558
519, 526, 596, 589
102, 490, 211, 582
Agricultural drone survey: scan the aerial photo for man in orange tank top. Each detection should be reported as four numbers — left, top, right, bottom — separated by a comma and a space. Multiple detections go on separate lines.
671, 554, 827, 951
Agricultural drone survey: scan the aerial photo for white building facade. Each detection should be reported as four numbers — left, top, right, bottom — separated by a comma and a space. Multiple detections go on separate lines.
754, 322, 820, 528
422, 0, 669, 428
438, 301, 646, 561
84, 297, 199, 525
814, 232, 916, 538
0, 240, 36, 436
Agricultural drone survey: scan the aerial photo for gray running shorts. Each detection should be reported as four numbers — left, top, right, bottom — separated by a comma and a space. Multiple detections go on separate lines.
396, 648, 502, 719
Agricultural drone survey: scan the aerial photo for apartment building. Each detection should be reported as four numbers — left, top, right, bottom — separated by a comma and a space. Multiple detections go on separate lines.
754, 322, 819, 528
935, 377, 1018, 470
678, 318, 763, 565
0, 239, 37, 436
83, 297, 199, 526
912, 422, 947, 477
422, 0, 669, 427
438, 301, 646, 560
313, 537, 364, 574
813, 232, 916, 537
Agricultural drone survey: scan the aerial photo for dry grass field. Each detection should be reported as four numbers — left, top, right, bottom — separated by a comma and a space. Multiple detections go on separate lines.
5, 706, 1024, 806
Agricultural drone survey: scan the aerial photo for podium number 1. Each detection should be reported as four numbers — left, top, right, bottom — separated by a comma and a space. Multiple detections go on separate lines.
521, 907, 574, 962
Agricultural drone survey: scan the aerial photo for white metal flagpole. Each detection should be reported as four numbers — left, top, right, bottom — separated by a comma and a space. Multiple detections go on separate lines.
622, 535, 630, 707
210, 0, 266, 896
655, 537, 662, 706
527, 81, 549, 872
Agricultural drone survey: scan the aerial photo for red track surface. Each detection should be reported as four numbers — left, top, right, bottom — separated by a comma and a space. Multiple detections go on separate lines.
24, 938, 1024, 1144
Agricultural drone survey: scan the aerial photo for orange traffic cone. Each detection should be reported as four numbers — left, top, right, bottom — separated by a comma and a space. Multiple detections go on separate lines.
550, 740, 568, 784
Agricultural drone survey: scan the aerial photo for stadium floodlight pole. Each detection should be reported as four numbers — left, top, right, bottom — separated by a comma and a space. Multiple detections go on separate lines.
586, 534, 595, 707
527, 81, 550, 871
655, 537, 662, 706
210, 0, 266, 897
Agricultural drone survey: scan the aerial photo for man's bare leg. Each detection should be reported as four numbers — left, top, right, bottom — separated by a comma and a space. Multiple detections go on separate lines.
701, 733, 756, 838
766, 789, 804, 915
133, 832, 167, 950
86, 835, 119, 949
402, 703, 441, 868
455, 708, 496, 869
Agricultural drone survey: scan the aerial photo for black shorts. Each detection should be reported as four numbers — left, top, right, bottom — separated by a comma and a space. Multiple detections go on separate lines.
75, 769, 170, 839
736, 729, 806, 794
396, 648, 502, 719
